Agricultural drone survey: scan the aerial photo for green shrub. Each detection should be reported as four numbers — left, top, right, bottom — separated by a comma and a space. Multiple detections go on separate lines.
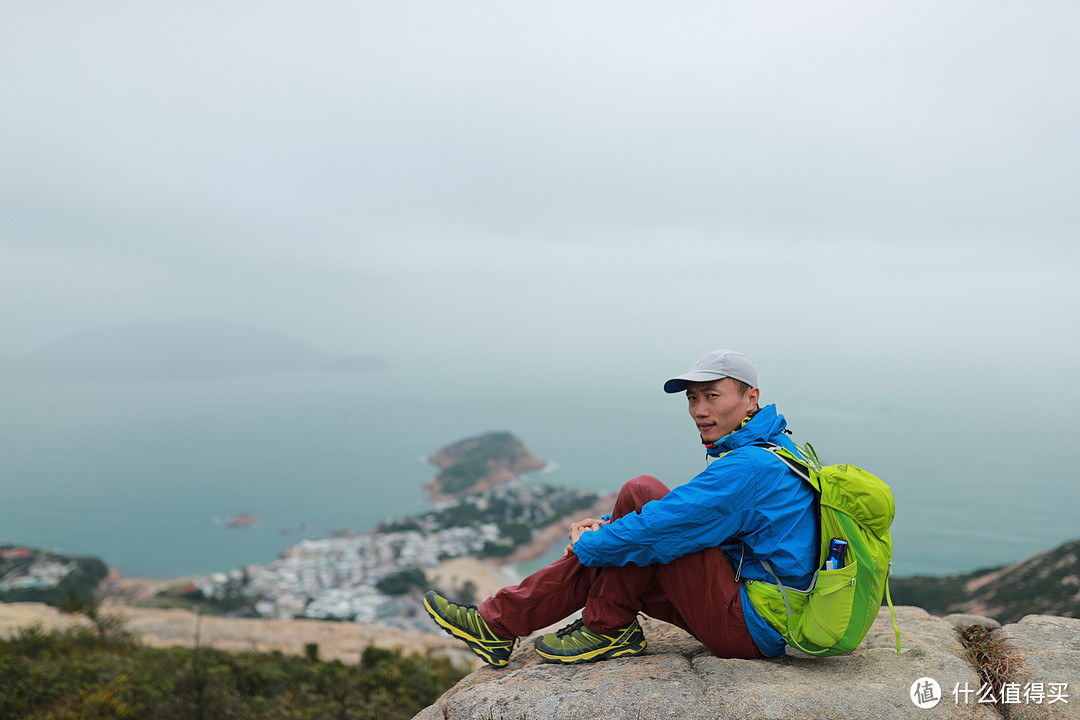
375, 567, 427, 596
0, 620, 468, 720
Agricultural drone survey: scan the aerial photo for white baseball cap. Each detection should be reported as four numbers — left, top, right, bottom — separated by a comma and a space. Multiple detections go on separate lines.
663, 349, 758, 393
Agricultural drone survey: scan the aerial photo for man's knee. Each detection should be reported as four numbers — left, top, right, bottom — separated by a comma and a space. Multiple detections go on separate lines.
614, 475, 670, 515
624, 475, 667, 495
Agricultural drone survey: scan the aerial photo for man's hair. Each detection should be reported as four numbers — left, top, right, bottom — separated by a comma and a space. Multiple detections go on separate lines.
730, 379, 761, 414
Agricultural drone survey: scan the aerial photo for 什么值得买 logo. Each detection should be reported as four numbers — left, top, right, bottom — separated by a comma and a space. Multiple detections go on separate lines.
910, 677, 942, 709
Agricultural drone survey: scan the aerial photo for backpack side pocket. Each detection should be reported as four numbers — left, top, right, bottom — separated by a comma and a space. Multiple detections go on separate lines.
794, 562, 858, 647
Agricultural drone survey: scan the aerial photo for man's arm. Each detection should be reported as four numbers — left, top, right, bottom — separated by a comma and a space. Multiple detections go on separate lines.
571, 452, 761, 567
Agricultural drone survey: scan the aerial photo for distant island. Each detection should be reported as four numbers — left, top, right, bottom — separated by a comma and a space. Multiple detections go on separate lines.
426, 432, 547, 497
0, 317, 385, 381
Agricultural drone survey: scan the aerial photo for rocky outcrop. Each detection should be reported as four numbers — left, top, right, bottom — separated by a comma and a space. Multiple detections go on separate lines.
414, 607, 1080, 720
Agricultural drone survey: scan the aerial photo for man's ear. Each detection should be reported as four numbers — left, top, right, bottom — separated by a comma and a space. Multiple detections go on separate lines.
746, 387, 760, 410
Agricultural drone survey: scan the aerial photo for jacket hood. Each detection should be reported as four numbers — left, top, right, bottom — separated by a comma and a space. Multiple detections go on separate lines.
705, 403, 788, 456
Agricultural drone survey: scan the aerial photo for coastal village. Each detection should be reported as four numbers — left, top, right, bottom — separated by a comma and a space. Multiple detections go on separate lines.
193, 477, 599, 631
151, 433, 599, 634
1, 433, 602, 637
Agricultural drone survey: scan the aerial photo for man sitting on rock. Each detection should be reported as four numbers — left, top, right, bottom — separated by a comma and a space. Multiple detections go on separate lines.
424, 349, 818, 665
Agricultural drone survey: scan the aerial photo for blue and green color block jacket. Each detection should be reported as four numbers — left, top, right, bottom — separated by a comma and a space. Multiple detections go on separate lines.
572, 404, 817, 656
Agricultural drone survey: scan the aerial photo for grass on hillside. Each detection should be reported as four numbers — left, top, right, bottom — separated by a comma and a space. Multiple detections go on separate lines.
0, 615, 469, 720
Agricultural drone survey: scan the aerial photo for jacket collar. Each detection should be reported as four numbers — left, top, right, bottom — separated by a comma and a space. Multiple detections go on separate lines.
704, 403, 788, 457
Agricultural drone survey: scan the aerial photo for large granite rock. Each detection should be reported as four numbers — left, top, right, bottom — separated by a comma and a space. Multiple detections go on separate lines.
414, 607, 1080, 720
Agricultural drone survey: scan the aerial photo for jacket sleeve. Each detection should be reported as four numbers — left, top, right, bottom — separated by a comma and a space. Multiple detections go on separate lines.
573, 451, 763, 568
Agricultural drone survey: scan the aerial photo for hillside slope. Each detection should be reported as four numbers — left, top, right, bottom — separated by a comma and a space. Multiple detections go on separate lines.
890, 538, 1080, 624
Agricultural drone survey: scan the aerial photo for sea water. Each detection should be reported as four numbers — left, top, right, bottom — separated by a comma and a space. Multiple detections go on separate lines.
1, 370, 1076, 579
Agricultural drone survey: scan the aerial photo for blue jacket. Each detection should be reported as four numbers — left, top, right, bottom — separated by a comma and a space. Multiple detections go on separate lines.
572, 404, 817, 656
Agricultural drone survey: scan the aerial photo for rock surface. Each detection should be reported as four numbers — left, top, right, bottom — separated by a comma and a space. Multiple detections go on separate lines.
414, 607, 1080, 720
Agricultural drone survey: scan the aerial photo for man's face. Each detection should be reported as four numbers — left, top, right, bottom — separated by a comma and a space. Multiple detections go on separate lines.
685, 378, 760, 444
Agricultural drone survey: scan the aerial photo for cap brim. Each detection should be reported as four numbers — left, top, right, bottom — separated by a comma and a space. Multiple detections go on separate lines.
663, 371, 727, 394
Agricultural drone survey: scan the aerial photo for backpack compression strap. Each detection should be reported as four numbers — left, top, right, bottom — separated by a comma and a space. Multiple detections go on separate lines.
885, 565, 900, 655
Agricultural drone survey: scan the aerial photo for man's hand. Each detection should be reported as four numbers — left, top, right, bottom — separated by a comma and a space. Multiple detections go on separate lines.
564, 517, 608, 556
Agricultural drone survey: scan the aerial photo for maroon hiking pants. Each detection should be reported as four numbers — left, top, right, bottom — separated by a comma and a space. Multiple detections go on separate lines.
478, 475, 764, 659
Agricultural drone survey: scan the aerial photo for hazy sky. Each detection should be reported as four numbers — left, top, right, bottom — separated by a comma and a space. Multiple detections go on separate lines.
2, 1, 1078, 397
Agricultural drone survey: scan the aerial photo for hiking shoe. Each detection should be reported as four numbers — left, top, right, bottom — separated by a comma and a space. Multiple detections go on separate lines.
423, 591, 515, 667
533, 618, 646, 664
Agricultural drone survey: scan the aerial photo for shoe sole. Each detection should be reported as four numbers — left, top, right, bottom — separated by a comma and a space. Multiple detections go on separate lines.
534, 636, 647, 664
423, 593, 512, 668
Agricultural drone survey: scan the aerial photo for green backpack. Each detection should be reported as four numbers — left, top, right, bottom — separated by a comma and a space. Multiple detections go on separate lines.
743, 443, 901, 657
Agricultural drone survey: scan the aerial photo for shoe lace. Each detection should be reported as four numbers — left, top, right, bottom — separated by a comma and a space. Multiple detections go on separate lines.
556, 619, 585, 638
449, 598, 479, 611
446, 597, 516, 645
445, 598, 478, 620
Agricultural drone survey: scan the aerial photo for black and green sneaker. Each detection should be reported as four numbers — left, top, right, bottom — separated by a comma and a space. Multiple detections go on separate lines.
533, 618, 646, 664
423, 591, 515, 668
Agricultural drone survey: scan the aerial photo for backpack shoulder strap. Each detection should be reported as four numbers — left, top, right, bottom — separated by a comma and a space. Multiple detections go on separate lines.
754, 442, 820, 479
754, 443, 825, 506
